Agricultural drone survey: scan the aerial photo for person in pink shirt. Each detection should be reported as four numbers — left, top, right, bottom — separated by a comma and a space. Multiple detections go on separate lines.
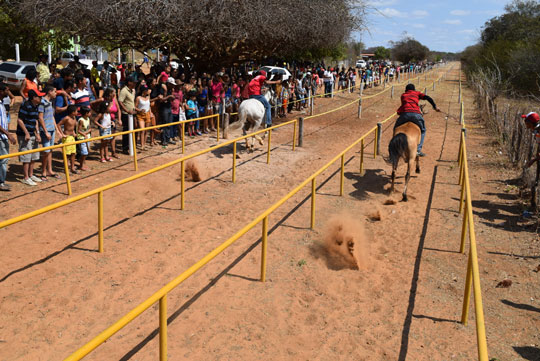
210, 74, 224, 131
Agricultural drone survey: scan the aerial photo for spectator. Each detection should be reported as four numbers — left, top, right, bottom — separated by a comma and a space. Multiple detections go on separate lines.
158, 77, 176, 146
77, 106, 92, 171
94, 100, 114, 162
323, 68, 333, 97
135, 86, 152, 150
118, 77, 137, 154
16, 90, 43, 186
523, 112, 540, 168
58, 105, 78, 174
55, 80, 75, 124
38, 85, 61, 180
36, 54, 51, 85
20, 68, 44, 100
0, 83, 16, 191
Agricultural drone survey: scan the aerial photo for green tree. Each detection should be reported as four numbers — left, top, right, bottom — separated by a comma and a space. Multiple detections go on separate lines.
373, 46, 390, 60
0, 6, 70, 61
390, 37, 429, 63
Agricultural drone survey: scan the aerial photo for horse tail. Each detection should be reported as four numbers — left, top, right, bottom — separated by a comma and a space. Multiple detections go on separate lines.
228, 107, 246, 132
388, 133, 408, 167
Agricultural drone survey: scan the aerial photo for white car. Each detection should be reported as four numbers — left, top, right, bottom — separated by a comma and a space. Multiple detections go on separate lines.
256, 66, 292, 81
356, 60, 367, 69
0, 61, 37, 92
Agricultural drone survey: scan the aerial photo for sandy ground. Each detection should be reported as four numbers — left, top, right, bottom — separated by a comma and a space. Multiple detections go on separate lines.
0, 65, 539, 360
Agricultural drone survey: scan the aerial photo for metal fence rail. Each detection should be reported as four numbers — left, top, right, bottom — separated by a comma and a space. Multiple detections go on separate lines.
64, 65, 451, 360
457, 100, 489, 361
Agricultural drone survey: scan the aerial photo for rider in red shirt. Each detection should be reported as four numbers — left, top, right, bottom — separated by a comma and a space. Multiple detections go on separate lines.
394, 83, 440, 156
248, 70, 281, 127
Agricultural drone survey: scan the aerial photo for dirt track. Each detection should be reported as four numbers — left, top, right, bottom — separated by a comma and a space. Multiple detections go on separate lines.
1, 64, 539, 360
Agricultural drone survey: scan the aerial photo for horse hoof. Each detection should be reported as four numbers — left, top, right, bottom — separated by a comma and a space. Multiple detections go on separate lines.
258, 139, 264, 146
402, 195, 408, 202
415, 168, 420, 174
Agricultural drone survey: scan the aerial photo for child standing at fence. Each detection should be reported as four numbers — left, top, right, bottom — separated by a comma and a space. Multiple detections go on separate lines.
280, 80, 289, 118
58, 105, 79, 174
186, 92, 197, 137
94, 100, 114, 162
77, 107, 92, 171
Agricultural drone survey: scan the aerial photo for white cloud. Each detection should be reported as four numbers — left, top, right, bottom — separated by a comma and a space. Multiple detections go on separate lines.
412, 10, 428, 18
450, 10, 471, 16
378, 8, 407, 18
367, 0, 398, 6
458, 29, 475, 34
443, 19, 462, 25
412, 24, 426, 28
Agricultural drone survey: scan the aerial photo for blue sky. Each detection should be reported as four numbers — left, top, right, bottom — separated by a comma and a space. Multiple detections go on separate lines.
356, 0, 510, 53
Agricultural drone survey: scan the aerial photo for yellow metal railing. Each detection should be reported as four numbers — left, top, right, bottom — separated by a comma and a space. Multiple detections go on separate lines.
64, 107, 400, 361
0, 118, 299, 252
0, 113, 220, 195
457, 101, 489, 361
64, 65, 452, 360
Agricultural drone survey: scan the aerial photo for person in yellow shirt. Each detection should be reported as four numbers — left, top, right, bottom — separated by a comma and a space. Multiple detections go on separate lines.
90, 61, 101, 98
36, 54, 51, 85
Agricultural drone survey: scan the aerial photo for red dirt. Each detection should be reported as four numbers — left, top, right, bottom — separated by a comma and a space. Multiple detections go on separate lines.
1, 65, 538, 360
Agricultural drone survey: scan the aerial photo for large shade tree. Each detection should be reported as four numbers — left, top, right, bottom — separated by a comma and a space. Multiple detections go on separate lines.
11, 0, 367, 70
390, 36, 429, 64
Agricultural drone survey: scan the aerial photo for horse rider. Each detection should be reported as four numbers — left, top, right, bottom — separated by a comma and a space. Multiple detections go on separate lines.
248, 70, 281, 127
394, 83, 440, 157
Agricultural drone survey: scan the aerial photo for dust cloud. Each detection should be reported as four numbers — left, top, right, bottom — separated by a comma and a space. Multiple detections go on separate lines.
322, 214, 369, 270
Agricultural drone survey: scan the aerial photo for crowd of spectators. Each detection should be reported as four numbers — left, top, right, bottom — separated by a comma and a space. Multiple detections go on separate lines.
0, 53, 432, 190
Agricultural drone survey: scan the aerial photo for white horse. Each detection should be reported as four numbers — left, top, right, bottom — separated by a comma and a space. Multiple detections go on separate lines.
226, 88, 276, 152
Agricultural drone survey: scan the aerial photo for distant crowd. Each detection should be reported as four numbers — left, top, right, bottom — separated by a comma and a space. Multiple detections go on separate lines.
0, 53, 432, 191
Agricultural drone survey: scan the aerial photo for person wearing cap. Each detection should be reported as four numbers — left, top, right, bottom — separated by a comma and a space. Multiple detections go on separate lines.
523, 112, 540, 168
248, 70, 281, 127
394, 83, 441, 157
0, 83, 16, 191
119, 76, 137, 153
17, 90, 43, 186
36, 54, 51, 85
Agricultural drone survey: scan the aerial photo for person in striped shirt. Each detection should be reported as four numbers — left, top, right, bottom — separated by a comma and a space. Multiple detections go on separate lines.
17, 90, 43, 186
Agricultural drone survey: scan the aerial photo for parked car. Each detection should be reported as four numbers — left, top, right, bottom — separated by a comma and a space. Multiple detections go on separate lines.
0, 61, 37, 92
255, 66, 292, 81
356, 60, 367, 69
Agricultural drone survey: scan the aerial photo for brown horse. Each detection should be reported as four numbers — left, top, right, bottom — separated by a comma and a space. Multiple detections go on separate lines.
388, 122, 421, 201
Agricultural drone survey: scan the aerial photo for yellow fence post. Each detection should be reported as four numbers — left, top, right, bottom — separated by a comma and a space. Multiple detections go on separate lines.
292, 120, 297, 151
360, 139, 365, 175
131, 132, 138, 171
373, 129, 378, 159
260, 216, 268, 282
459, 202, 468, 253
216, 114, 220, 142
340, 154, 345, 196
310, 178, 316, 229
98, 191, 104, 253
232, 141, 237, 183
159, 295, 167, 361
62, 145, 72, 196
267, 129, 272, 164
181, 123, 185, 154
461, 251, 473, 325
180, 160, 185, 210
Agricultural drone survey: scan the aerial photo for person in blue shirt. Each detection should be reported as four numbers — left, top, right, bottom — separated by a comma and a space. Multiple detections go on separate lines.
186, 92, 197, 137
